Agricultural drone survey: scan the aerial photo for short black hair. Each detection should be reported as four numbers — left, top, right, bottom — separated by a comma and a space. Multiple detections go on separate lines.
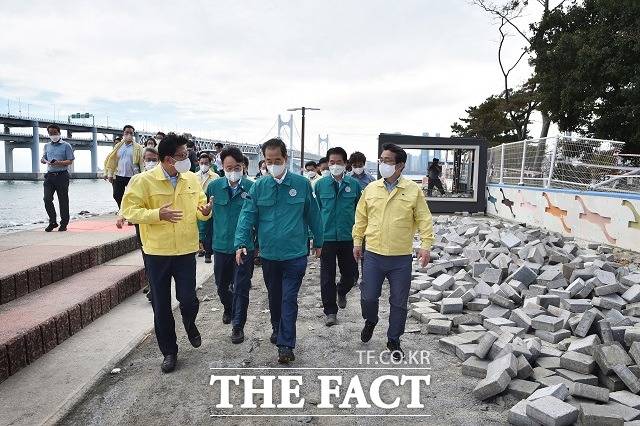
198, 152, 211, 161
155, 131, 166, 138
114, 136, 122, 142
186, 140, 195, 148
145, 138, 157, 146
220, 146, 244, 164
214, 142, 224, 149
433, 158, 440, 163
349, 151, 366, 164
158, 134, 188, 161
318, 157, 328, 165
382, 143, 407, 164
123, 124, 135, 132
242, 155, 249, 168
46, 124, 61, 133
305, 161, 317, 168
143, 147, 159, 157
258, 159, 265, 168
261, 138, 287, 157
326, 147, 348, 162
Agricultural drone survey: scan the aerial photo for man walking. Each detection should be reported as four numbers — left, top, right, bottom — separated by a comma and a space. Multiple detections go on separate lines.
205, 147, 255, 344
427, 158, 446, 196
104, 125, 145, 208
235, 138, 323, 363
121, 134, 212, 373
196, 152, 220, 263
314, 147, 361, 326
353, 143, 434, 360
349, 151, 376, 189
41, 124, 75, 232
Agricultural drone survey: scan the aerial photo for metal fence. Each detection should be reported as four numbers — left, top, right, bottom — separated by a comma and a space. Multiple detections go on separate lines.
487, 135, 640, 194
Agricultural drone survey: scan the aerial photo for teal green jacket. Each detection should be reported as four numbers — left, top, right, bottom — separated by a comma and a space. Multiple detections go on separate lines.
199, 177, 255, 254
235, 171, 324, 261
314, 175, 362, 242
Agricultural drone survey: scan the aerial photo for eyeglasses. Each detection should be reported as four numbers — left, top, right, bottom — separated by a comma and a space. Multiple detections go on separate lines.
378, 158, 396, 165
172, 153, 188, 161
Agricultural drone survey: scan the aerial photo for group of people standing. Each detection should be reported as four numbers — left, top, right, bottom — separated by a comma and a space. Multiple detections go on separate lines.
40, 125, 435, 374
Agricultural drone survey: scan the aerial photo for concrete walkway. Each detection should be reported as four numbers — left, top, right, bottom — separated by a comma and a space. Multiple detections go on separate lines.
0, 251, 213, 426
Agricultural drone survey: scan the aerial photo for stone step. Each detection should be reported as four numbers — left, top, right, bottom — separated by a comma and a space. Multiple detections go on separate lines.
0, 229, 138, 306
0, 259, 146, 383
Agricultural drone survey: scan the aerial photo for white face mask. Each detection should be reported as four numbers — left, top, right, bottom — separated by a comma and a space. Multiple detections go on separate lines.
226, 170, 243, 183
321, 170, 331, 177
267, 163, 286, 177
199, 164, 210, 173
352, 167, 364, 175
173, 157, 191, 173
49, 135, 61, 143
305, 171, 317, 179
329, 164, 345, 176
144, 161, 158, 171
379, 162, 397, 179
260, 169, 268, 176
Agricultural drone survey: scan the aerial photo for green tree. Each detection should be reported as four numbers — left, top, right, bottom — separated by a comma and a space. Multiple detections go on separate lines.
531, 0, 640, 153
451, 83, 538, 146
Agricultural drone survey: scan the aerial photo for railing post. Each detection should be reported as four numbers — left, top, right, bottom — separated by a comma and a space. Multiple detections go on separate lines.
499, 143, 505, 184
545, 138, 557, 188
519, 141, 527, 185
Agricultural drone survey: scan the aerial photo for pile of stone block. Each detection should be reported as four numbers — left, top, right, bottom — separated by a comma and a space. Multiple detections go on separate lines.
409, 215, 640, 425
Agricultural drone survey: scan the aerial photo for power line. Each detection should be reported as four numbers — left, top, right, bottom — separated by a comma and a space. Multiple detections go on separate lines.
256, 119, 277, 145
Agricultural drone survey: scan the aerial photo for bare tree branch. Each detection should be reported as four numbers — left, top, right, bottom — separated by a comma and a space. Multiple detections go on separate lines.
473, 0, 531, 43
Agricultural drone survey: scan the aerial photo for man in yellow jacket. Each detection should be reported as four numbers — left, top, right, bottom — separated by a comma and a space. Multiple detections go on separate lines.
104, 124, 146, 208
121, 134, 212, 373
353, 143, 434, 361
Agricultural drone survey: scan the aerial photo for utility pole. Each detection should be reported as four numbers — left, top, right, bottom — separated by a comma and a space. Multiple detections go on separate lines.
287, 106, 320, 171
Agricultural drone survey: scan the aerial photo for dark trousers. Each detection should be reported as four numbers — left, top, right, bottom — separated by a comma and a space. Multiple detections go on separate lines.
361, 250, 413, 343
113, 175, 131, 209
427, 178, 446, 196
320, 241, 357, 315
146, 253, 199, 356
202, 227, 213, 257
261, 256, 307, 348
213, 250, 255, 327
43, 171, 70, 225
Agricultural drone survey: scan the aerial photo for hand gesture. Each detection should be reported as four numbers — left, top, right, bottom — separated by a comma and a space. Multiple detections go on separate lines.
353, 245, 363, 261
40, 157, 48, 165
418, 248, 430, 268
159, 202, 183, 223
314, 248, 322, 258
115, 216, 125, 229
236, 247, 247, 265
198, 196, 213, 216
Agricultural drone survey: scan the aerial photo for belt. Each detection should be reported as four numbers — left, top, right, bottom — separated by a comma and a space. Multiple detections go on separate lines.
46, 170, 68, 175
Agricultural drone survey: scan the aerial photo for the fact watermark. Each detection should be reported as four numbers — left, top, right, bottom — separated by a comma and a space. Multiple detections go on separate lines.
208, 349, 433, 417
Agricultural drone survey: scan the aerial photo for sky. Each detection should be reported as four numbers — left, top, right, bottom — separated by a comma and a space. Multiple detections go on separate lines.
0, 0, 548, 172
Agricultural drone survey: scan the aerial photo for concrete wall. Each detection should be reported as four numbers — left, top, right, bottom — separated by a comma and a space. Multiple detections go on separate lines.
486, 183, 640, 252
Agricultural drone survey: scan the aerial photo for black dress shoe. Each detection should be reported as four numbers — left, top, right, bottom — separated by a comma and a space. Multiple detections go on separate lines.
386, 340, 404, 361
270, 331, 277, 345
361, 321, 376, 343
188, 324, 201, 348
161, 354, 177, 373
231, 327, 244, 344
222, 311, 231, 324
277, 346, 295, 364
45, 223, 58, 232
58, 225, 67, 232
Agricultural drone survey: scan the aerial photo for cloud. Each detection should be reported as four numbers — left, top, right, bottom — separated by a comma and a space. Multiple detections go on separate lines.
0, 0, 540, 171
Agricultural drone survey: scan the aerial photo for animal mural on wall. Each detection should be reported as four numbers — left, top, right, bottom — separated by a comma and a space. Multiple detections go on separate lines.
486, 188, 498, 213
542, 192, 572, 233
574, 195, 616, 244
622, 200, 640, 230
517, 190, 537, 211
499, 188, 515, 218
